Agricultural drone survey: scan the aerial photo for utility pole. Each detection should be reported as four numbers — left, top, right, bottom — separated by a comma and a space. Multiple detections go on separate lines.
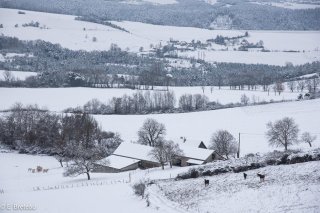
237, 132, 241, 158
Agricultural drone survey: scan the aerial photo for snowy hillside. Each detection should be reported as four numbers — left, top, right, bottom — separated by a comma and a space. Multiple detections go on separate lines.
0, 8, 319, 65
148, 160, 320, 213
94, 99, 320, 155
123, 0, 178, 5
1, 150, 319, 213
251, 1, 320, 9
0, 70, 37, 81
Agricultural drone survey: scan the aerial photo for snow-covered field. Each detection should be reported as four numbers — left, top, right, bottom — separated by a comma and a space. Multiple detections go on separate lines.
0, 8, 319, 65
0, 86, 299, 111
178, 49, 319, 65
0, 70, 37, 81
94, 99, 320, 155
251, 1, 320, 9
1, 151, 319, 213
149, 161, 320, 213
0, 151, 176, 213
124, 0, 177, 5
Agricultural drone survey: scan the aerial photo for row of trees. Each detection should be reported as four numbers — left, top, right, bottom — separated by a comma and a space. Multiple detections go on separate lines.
135, 117, 317, 167
65, 92, 212, 115
209, 117, 317, 159
287, 77, 320, 93
179, 94, 209, 111
0, 103, 122, 180
65, 91, 176, 115
266, 117, 316, 151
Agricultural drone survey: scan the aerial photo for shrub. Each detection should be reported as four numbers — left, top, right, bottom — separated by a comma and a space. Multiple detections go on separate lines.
132, 181, 146, 198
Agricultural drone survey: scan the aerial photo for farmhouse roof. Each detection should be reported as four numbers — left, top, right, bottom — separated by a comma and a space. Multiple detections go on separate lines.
96, 155, 140, 170
179, 144, 215, 161
112, 142, 157, 163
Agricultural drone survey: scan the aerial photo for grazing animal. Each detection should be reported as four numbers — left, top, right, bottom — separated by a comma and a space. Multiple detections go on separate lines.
43, 169, 49, 173
32, 169, 36, 173
28, 168, 32, 172
243, 173, 247, 180
36, 166, 43, 173
204, 179, 209, 187
257, 173, 265, 182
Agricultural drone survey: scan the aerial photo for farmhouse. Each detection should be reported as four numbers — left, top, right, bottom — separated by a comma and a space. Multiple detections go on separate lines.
94, 142, 219, 173
174, 144, 218, 166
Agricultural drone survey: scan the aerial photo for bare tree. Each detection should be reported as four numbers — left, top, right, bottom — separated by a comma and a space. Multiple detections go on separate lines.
179, 94, 193, 111
301, 132, 316, 147
274, 82, 284, 95
201, 86, 205, 94
297, 80, 305, 92
149, 140, 167, 169
63, 143, 107, 180
210, 86, 214, 94
3, 70, 14, 82
63, 113, 109, 180
287, 81, 296, 92
138, 118, 166, 147
311, 77, 320, 93
209, 130, 237, 159
240, 94, 250, 105
266, 117, 300, 151
305, 79, 313, 93
164, 140, 183, 168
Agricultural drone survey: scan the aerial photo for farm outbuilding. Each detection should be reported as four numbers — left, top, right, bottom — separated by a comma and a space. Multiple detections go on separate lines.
93, 143, 160, 173
94, 142, 220, 173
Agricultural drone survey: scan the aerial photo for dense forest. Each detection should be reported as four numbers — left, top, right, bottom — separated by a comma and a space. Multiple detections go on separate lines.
1, 0, 320, 30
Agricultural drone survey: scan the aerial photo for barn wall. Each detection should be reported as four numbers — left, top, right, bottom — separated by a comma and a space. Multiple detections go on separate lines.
92, 164, 120, 173
139, 161, 160, 169
121, 162, 139, 172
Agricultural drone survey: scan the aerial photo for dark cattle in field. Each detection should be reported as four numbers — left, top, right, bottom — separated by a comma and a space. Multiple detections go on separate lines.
257, 173, 265, 182
204, 179, 209, 186
243, 173, 247, 180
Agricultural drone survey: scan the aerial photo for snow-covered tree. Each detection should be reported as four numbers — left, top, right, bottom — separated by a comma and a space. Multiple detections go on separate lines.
287, 81, 296, 92
209, 130, 237, 159
62, 113, 115, 180
301, 132, 316, 147
138, 118, 166, 147
266, 117, 300, 151
164, 140, 183, 168
63, 142, 107, 180
3, 70, 14, 82
297, 80, 306, 92
240, 94, 250, 105
149, 140, 167, 169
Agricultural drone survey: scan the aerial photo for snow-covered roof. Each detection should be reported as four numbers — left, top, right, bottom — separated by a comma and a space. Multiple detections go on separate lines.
111, 142, 214, 164
186, 159, 204, 165
96, 155, 140, 170
176, 138, 210, 148
179, 144, 215, 161
113, 142, 157, 163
